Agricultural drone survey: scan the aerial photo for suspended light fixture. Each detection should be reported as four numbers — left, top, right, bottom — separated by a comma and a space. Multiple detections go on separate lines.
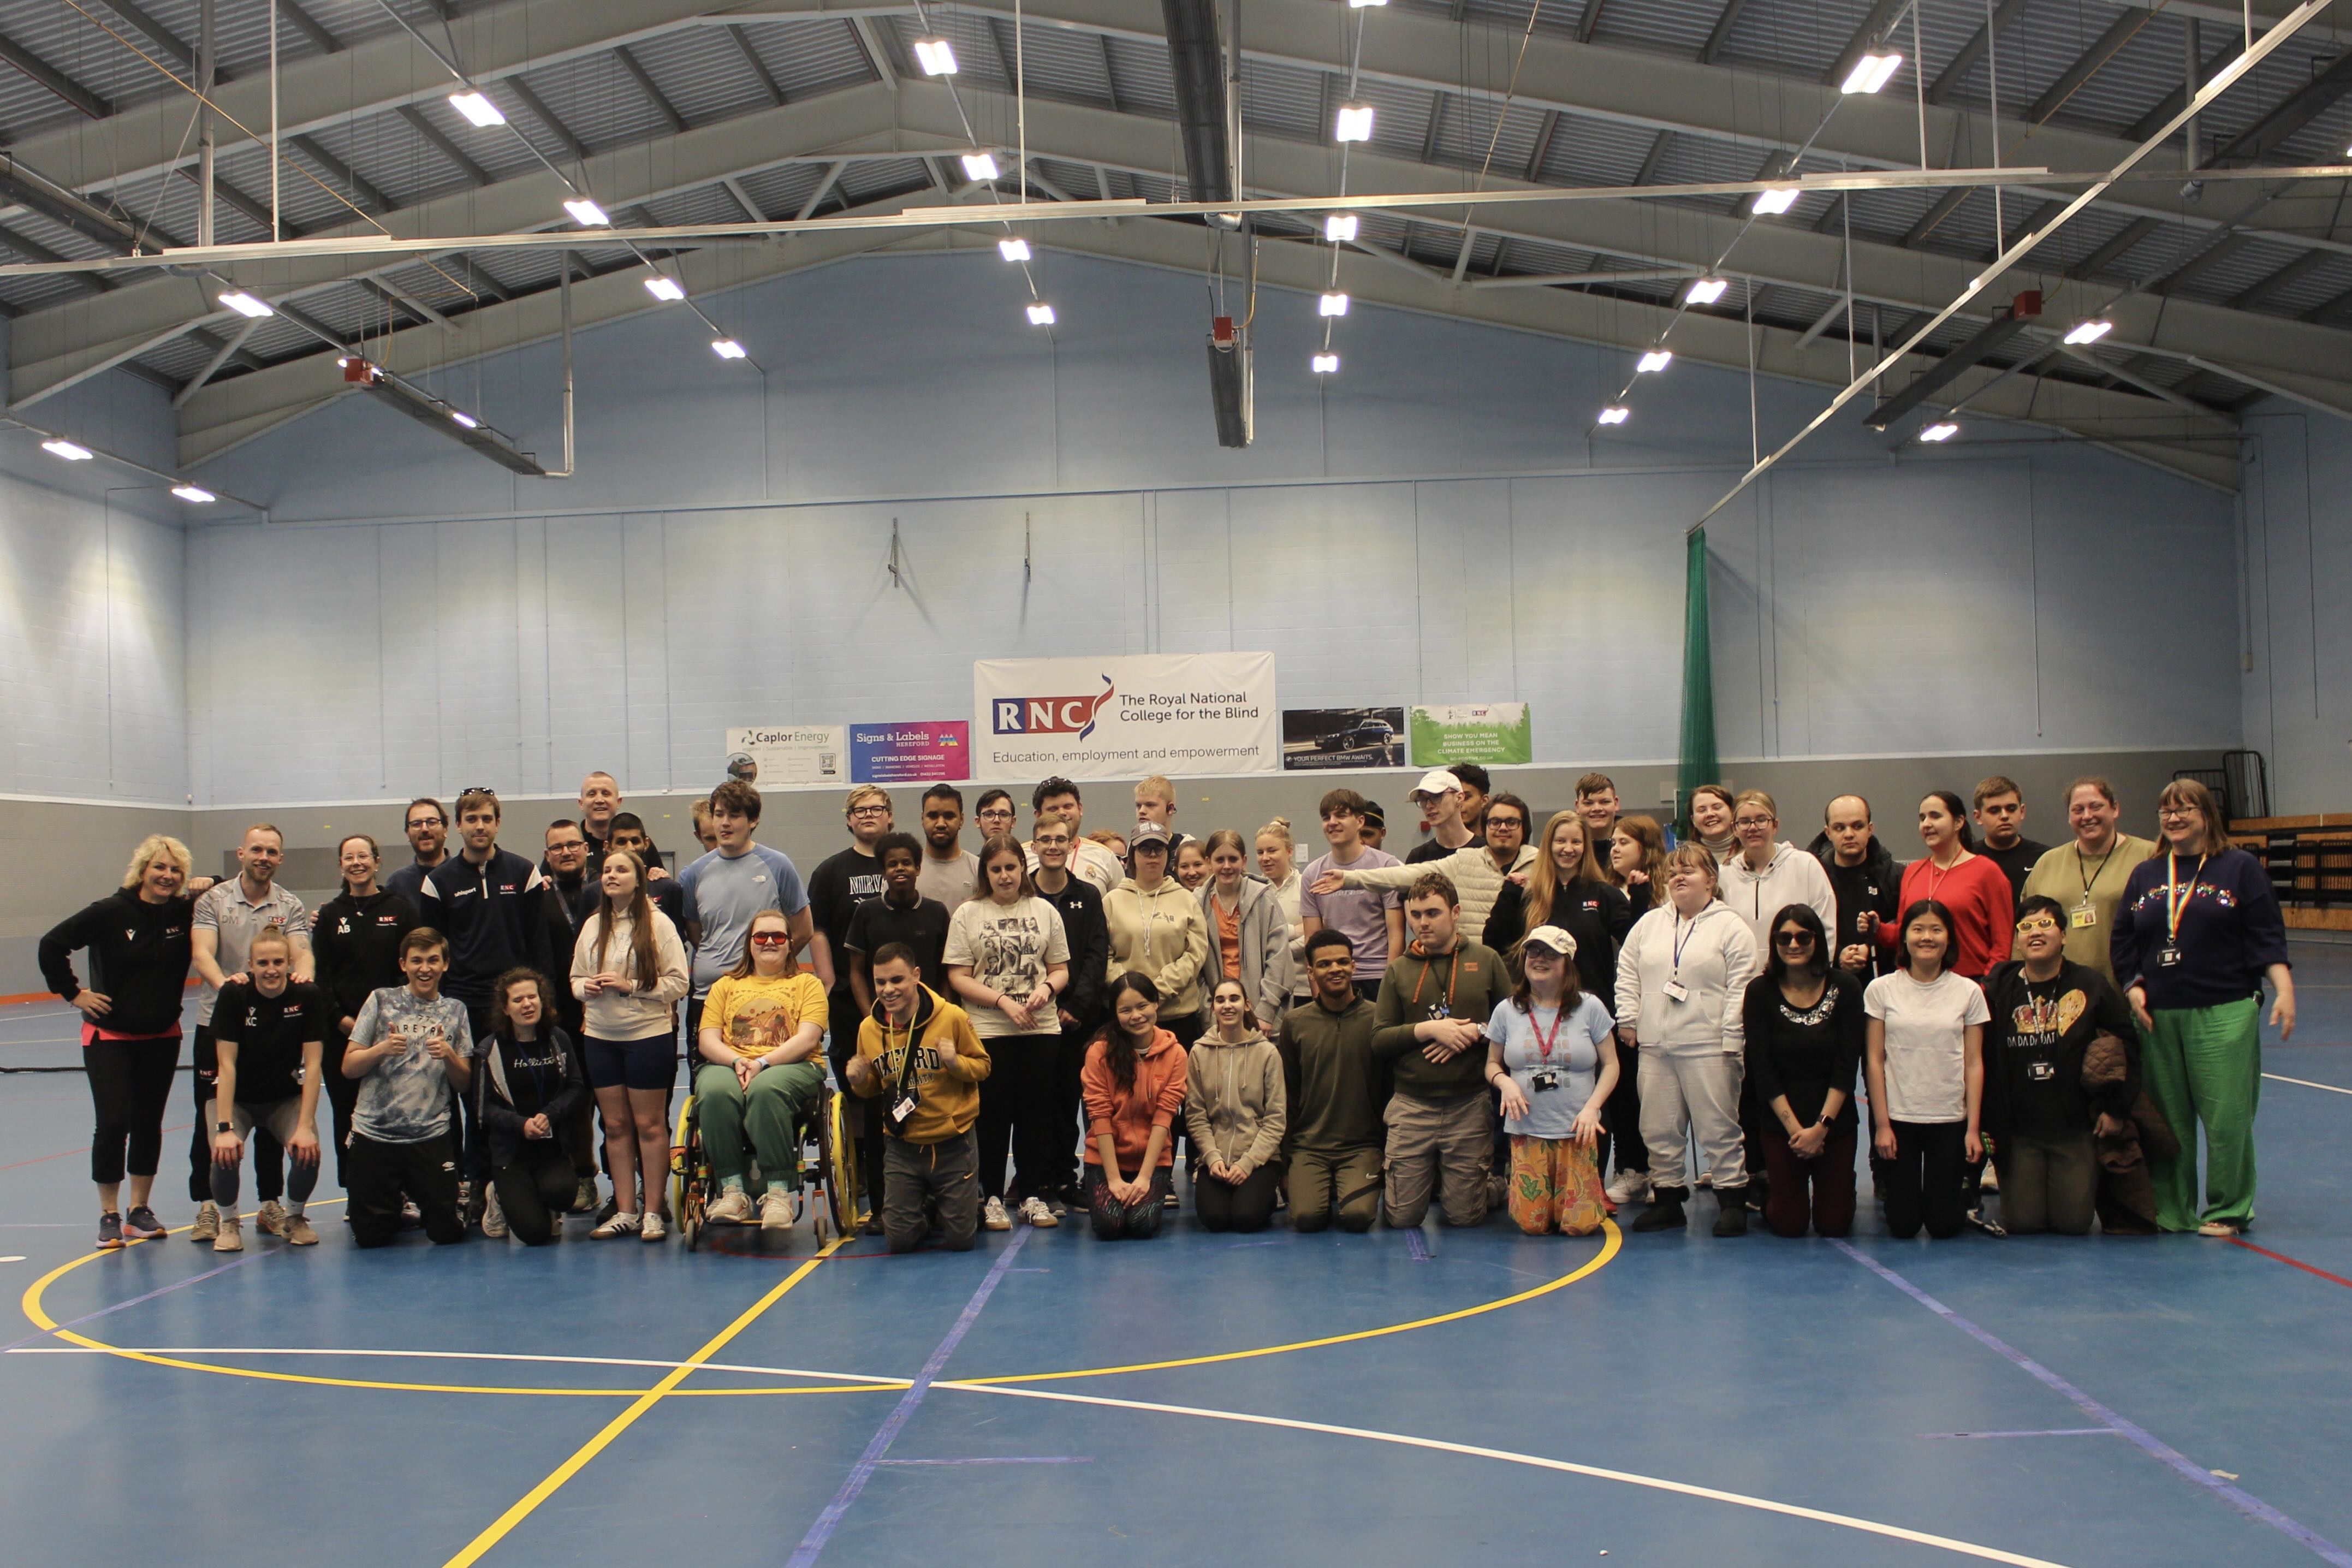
1637, 349, 1673, 373
564, 198, 611, 227
711, 338, 749, 359
1685, 277, 1729, 305
1840, 51, 1904, 94
447, 91, 505, 127
1026, 302, 1057, 325
912, 38, 959, 75
961, 152, 1000, 181
1311, 352, 1340, 373
1752, 188, 1799, 215
218, 290, 273, 318
2063, 319, 2114, 345
643, 276, 686, 301
1596, 406, 1630, 425
997, 237, 1032, 261
450, 411, 479, 429
170, 484, 216, 503
1334, 104, 1375, 142
1318, 292, 1351, 317
41, 438, 93, 460
1920, 421, 1959, 442
1325, 214, 1359, 243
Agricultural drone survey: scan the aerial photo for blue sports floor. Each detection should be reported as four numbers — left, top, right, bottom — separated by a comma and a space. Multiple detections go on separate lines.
4, 946, 2349, 1568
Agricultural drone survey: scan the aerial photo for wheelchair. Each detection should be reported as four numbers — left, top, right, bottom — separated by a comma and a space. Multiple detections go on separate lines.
670, 1066, 866, 1252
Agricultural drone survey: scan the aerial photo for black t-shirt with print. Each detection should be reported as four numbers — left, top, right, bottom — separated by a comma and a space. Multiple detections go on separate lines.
1983, 959, 2137, 1139
211, 980, 325, 1102
809, 847, 888, 1000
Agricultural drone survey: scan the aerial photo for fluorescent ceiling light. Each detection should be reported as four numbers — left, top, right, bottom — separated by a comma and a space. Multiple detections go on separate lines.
1920, 421, 1959, 442
1347, 0, 1387, 8
912, 38, 959, 75
1685, 277, 1729, 305
1311, 352, 1340, 373
1325, 214, 1359, 243
997, 237, 1032, 261
961, 152, 1000, 181
1026, 302, 1058, 326
41, 438, 93, 460
170, 484, 216, 503
218, 289, 273, 318
1596, 406, 1630, 426
1334, 103, 1375, 142
450, 411, 479, 429
711, 338, 749, 359
1318, 292, 1350, 317
2063, 318, 2114, 345
447, 90, 505, 127
564, 198, 610, 227
1637, 349, 1673, 373
1841, 51, 1903, 94
1752, 188, 1799, 215
643, 275, 686, 301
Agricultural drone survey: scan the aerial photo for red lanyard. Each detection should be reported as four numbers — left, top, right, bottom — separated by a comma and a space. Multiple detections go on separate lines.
1529, 1002, 1566, 1062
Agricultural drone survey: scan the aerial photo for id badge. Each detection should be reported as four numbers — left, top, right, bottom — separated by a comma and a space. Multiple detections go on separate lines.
1662, 978, 1691, 1002
2070, 905, 2096, 929
2157, 945, 2182, 969
889, 1094, 919, 1129
1531, 1068, 1561, 1092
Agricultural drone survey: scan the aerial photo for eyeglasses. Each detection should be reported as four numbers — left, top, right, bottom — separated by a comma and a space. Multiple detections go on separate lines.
1736, 817, 1775, 830
2015, 917, 2062, 934
406, 817, 443, 830
1486, 817, 1524, 832
1774, 931, 1815, 947
848, 804, 889, 818
748, 933, 793, 946
2157, 807, 2194, 821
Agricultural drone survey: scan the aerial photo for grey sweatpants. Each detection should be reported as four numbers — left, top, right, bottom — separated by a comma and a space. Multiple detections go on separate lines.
882, 1130, 979, 1254
1638, 1044, 1745, 1196
1383, 1091, 1494, 1228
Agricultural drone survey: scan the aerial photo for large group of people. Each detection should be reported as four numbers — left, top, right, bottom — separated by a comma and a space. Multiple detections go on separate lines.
35, 763, 2292, 1256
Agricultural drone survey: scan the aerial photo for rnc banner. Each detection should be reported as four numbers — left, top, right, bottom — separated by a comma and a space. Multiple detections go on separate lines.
973, 654, 1279, 780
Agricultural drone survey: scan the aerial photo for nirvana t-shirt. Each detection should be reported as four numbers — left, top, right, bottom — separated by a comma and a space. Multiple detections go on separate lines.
1983, 960, 2136, 1138
943, 897, 1071, 1037
1486, 994, 1613, 1138
348, 987, 474, 1143
211, 980, 325, 1102
808, 847, 888, 997
1863, 969, 1989, 1124
701, 971, 829, 1061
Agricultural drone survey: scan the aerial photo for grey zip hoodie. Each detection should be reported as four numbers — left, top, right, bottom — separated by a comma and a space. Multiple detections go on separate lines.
1182, 1025, 1287, 1179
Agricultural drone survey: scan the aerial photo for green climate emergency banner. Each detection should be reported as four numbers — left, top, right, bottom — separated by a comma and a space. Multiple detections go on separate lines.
1408, 703, 1532, 767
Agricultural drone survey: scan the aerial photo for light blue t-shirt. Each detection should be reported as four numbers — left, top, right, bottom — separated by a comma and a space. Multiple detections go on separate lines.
677, 842, 811, 997
1486, 993, 1613, 1139
348, 987, 474, 1144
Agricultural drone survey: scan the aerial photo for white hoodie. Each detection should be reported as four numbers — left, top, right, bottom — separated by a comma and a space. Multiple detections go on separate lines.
1614, 900, 1757, 1054
1718, 842, 1838, 950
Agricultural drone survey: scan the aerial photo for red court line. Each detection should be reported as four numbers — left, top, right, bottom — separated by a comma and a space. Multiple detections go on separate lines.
2230, 1236, 2352, 1291
0, 1122, 193, 1173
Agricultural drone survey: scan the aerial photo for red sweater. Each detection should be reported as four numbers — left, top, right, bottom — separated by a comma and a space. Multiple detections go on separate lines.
1877, 854, 2014, 981
1082, 1030, 1191, 1170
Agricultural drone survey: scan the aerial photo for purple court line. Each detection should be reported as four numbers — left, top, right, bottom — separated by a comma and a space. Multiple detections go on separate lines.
1921, 1428, 2121, 1440
1404, 1227, 1432, 1261
0, 1252, 260, 1355
1832, 1239, 2352, 1567
785, 1228, 1031, 1568
871, 1456, 1091, 1466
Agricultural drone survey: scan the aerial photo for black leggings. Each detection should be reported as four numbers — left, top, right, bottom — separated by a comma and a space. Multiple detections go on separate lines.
323, 1030, 363, 1190
493, 1141, 578, 1245
1606, 1051, 1646, 1174
977, 1031, 1061, 1203
191, 1025, 282, 1203
211, 1109, 320, 1209
1193, 1164, 1279, 1232
1882, 1120, 1967, 1240
84, 1036, 180, 1186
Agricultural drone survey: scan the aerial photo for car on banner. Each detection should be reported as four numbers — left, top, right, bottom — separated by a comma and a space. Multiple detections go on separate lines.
1282, 707, 1407, 770
1317, 717, 1395, 753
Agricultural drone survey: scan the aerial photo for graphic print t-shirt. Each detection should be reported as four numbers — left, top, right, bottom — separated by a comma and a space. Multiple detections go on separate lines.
943, 896, 1071, 1037
701, 971, 829, 1062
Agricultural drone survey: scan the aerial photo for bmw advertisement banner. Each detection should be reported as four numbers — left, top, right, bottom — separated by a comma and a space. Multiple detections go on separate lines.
972, 654, 1280, 780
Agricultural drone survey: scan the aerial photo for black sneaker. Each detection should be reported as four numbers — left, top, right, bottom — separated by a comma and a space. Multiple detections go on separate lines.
96, 1212, 124, 1251
123, 1205, 166, 1240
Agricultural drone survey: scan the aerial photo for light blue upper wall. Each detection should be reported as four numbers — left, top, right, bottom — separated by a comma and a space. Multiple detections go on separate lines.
174, 250, 2241, 808
2239, 400, 2352, 815
0, 320, 189, 807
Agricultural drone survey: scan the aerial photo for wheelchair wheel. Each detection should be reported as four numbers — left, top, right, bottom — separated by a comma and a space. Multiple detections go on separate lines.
829, 1091, 865, 1234
672, 1098, 704, 1253
811, 1090, 844, 1241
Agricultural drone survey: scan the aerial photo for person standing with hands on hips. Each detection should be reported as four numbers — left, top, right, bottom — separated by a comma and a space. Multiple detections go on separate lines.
2111, 779, 2291, 1237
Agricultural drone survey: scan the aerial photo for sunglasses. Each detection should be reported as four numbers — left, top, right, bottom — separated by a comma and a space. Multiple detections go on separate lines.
748, 932, 793, 946
1774, 930, 1815, 947
2015, 917, 2062, 935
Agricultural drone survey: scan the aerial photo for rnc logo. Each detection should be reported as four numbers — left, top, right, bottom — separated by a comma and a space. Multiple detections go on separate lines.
992, 676, 1115, 740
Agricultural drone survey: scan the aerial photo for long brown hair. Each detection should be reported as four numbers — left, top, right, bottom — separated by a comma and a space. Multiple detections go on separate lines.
590, 850, 661, 986
975, 831, 1036, 903
1508, 937, 1584, 1015
1096, 972, 1161, 1090
1524, 811, 1601, 930
1607, 816, 1667, 890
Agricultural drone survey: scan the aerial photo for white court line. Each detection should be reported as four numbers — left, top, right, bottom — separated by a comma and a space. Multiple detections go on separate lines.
0, 1345, 901, 1385
2265, 1073, 2352, 1096
932, 1382, 2076, 1567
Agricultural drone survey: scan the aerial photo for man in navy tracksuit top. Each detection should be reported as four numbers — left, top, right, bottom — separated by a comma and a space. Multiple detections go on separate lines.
420, 788, 555, 1206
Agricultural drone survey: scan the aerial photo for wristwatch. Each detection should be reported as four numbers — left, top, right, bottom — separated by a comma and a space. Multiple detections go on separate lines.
216, 1120, 233, 1133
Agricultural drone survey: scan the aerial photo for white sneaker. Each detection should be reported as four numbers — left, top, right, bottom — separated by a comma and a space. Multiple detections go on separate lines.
639, 1210, 667, 1242
256, 1198, 290, 1238
1020, 1196, 1060, 1229
1605, 1169, 1652, 1205
481, 1185, 508, 1239
706, 1189, 753, 1225
759, 1190, 795, 1231
982, 1196, 1012, 1232
592, 1210, 642, 1239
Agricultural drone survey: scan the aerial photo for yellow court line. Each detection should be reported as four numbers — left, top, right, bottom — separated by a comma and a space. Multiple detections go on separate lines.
963, 1221, 1622, 1386
440, 1234, 848, 1567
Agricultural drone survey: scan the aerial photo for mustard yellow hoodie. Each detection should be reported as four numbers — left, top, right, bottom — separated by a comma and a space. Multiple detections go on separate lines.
851, 985, 991, 1143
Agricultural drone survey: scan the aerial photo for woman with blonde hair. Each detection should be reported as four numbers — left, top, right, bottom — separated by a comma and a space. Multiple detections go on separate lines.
40, 835, 203, 1250
1256, 817, 1308, 1003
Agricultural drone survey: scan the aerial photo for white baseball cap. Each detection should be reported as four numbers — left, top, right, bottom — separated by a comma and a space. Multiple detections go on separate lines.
1520, 924, 1579, 959
1409, 770, 1462, 801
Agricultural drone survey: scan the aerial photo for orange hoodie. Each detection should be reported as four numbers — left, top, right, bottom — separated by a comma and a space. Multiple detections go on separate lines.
1081, 1028, 1191, 1171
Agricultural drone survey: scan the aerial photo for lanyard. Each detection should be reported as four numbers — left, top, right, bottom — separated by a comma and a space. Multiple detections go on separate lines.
2075, 840, 2118, 901
1529, 1002, 1567, 1062
1670, 914, 1698, 976
2164, 852, 2206, 942
1409, 945, 1463, 1013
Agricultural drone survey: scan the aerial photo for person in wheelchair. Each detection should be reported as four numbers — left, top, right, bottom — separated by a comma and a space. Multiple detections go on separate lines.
694, 908, 829, 1229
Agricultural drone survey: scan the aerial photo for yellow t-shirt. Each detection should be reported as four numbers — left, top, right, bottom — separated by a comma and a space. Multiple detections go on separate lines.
702, 972, 828, 1061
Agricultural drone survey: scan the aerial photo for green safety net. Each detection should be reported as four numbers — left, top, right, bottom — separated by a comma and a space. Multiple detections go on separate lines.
1674, 527, 1718, 837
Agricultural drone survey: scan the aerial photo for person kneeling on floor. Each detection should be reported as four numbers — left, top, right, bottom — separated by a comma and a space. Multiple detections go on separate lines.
1275, 929, 1389, 1234
342, 928, 473, 1248
694, 908, 829, 1231
479, 969, 589, 1246
1184, 978, 1286, 1233
207, 924, 324, 1251
846, 945, 991, 1254
1484, 926, 1618, 1236
1082, 973, 1192, 1239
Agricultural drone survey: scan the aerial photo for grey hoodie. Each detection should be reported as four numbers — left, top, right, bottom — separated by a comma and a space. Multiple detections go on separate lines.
1182, 1026, 1287, 1178
1196, 874, 1294, 1029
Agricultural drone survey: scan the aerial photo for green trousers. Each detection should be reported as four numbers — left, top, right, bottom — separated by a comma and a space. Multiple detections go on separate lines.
2140, 999, 2261, 1232
694, 1060, 824, 1195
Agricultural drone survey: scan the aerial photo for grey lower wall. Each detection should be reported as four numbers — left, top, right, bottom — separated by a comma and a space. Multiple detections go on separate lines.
2, 799, 193, 1000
